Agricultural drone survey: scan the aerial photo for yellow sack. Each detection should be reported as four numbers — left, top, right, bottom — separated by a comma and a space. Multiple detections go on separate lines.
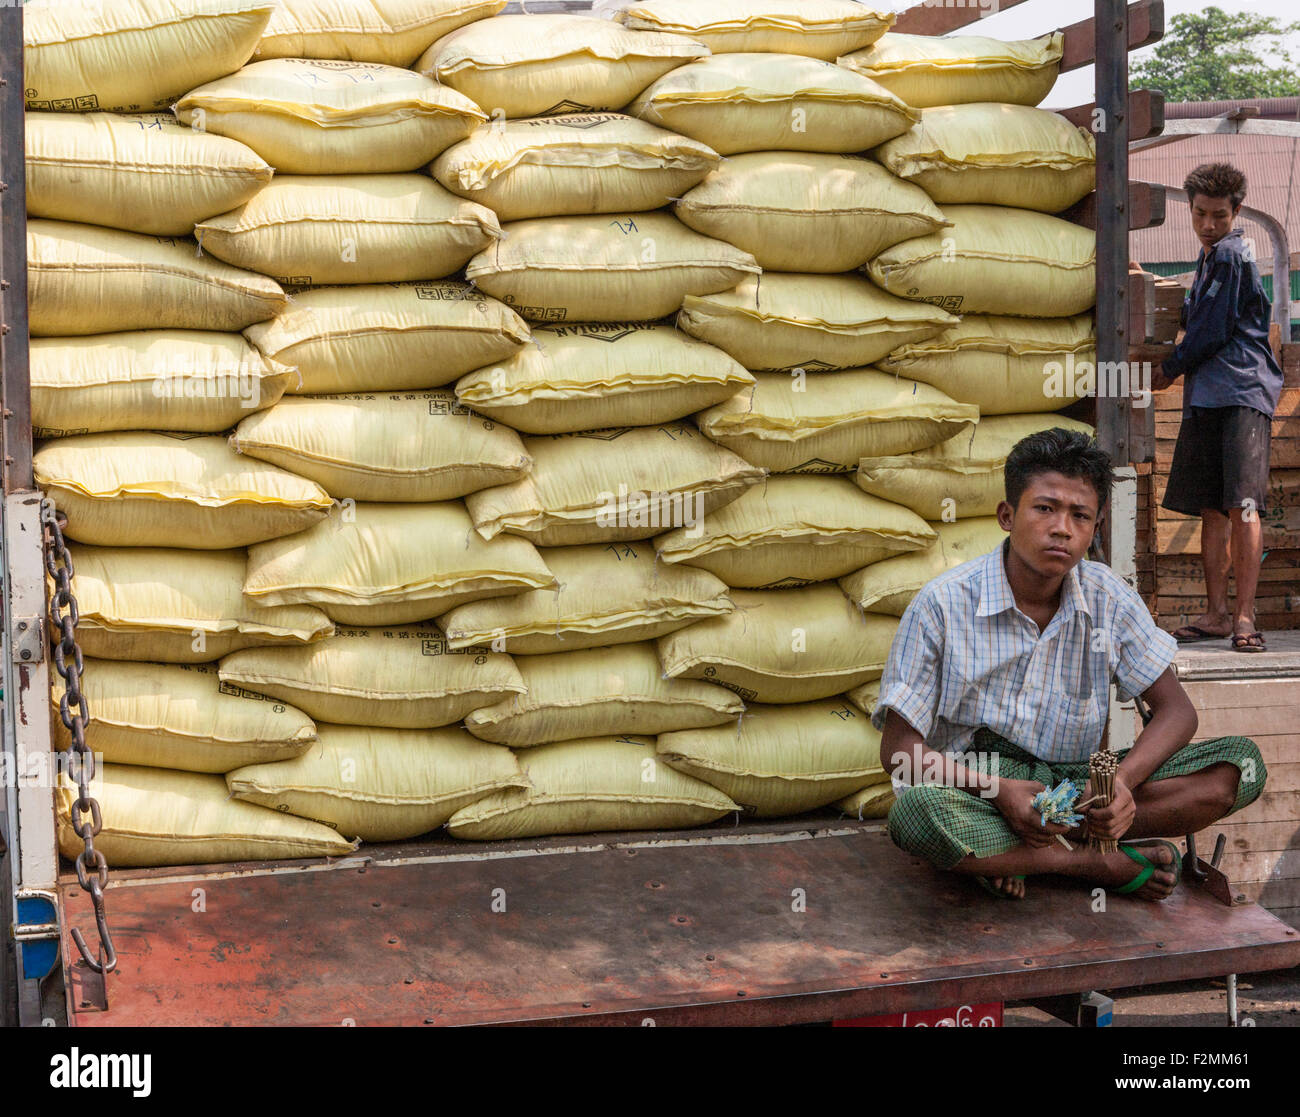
25, 112, 272, 237
416, 14, 708, 119
227, 724, 528, 842
67, 545, 333, 663
23, 0, 272, 114
56, 764, 354, 867
847, 678, 880, 717
854, 414, 1096, 519
655, 474, 935, 588
678, 273, 958, 372
176, 60, 486, 175
619, 1, 893, 60
866, 204, 1096, 318
440, 540, 732, 655
837, 782, 894, 819
876, 314, 1096, 414
874, 104, 1096, 213
466, 424, 766, 546
838, 32, 1065, 109
231, 391, 531, 502
27, 220, 286, 336
35, 433, 332, 549
197, 175, 502, 287
658, 698, 884, 817
465, 641, 743, 747
446, 736, 739, 840
255, 0, 505, 67
675, 152, 946, 273
454, 322, 753, 435
433, 112, 719, 221
697, 369, 977, 474
243, 280, 530, 395
629, 52, 917, 156
243, 501, 556, 625
31, 331, 292, 438
840, 517, 1008, 615
220, 624, 524, 729
466, 211, 759, 323
657, 583, 899, 703
52, 660, 316, 773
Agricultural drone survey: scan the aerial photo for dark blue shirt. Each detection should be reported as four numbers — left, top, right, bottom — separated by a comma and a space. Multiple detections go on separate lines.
1162, 228, 1283, 417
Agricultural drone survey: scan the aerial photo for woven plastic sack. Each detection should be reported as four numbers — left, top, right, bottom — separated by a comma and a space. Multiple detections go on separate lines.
56, 764, 354, 867
655, 474, 935, 588
465, 641, 742, 747
696, 369, 977, 473
619, 1, 892, 60
847, 678, 881, 718
466, 211, 759, 323
658, 698, 884, 816
227, 724, 528, 842
629, 52, 917, 156
838, 32, 1064, 109
874, 103, 1096, 213
876, 314, 1096, 414
415, 14, 708, 119
243, 280, 529, 395
35, 433, 331, 549
254, 0, 505, 67
678, 273, 957, 372
231, 391, 531, 502
31, 331, 292, 438
440, 540, 731, 655
243, 501, 556, 626
176, 60, 485, 175
466, 423, 765, 545
25, 112, 272, 237
675, 152, 946, 273
196, 175, 501, 286
657, 583, 899, 703
67, 544, 333, 664
220, 624, 524, 729
840, 517, 1009, 615
865, 204, 1096, 318
53, 660, 316, 773
27, 220, 285, 336
837, 782, 894, 819
446, 737, 739, 840
454, 322, 752, 435
23, 0, 272, 113
853, 414, 1096, 519
432, 112, 719, 221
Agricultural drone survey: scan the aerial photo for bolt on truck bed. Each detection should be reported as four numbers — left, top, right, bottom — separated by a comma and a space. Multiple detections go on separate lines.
59, 817, 1300, 1027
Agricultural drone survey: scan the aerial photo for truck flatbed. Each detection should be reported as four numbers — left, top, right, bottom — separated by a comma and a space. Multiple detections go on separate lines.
58, 818, 1300, 1027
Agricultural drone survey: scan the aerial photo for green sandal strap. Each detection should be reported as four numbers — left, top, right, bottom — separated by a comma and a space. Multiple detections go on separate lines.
1112, 845, 1156, 894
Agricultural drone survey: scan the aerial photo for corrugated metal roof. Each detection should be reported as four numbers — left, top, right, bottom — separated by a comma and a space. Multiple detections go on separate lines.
1164, 97, 1300, 121
1130, 133, 1300, 265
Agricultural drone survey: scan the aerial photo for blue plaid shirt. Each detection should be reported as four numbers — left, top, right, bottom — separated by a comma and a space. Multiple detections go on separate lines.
870, 538, 1178, 763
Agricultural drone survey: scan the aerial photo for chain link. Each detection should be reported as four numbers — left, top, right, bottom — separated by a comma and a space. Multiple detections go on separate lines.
41, 501, 116, 975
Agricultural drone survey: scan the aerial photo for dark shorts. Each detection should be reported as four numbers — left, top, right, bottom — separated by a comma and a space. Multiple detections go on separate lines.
1161, 405, 1272, 516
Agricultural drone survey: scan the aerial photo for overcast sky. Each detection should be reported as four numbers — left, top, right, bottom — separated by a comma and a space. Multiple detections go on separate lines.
876, 0, 1300, 107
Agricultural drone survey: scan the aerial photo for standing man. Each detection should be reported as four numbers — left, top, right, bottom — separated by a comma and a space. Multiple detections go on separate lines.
1152, 163, 1284, 652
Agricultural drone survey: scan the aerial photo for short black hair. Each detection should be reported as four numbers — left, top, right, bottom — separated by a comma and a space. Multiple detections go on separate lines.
1184, 162, 1247, 210
1004, 427, 1114, 514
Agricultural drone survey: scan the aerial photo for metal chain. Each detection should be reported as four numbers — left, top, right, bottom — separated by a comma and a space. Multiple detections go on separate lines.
41, 502, 116, 975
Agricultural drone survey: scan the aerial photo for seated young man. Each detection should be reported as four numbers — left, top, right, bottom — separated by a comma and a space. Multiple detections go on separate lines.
872, 428, 1265, 900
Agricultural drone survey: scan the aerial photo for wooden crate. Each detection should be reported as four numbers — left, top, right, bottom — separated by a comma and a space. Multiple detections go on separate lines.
1181, 679, 1300, 925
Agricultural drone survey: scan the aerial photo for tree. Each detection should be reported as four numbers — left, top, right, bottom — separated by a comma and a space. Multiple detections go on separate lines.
1130, 7, 1300, 102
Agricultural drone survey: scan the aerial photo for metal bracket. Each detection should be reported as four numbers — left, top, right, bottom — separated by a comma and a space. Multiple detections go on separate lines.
9, 615, 42, 665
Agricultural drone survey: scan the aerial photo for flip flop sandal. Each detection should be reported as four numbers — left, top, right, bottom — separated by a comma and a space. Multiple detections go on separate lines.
1111, 840, 1182, 895
1231, 631, 1267, 653
1172, 624, 1226, 643
976, 875, 1025, 899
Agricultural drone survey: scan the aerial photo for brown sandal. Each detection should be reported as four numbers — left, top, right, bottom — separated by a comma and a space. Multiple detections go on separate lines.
1232, 631, 1267, 653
